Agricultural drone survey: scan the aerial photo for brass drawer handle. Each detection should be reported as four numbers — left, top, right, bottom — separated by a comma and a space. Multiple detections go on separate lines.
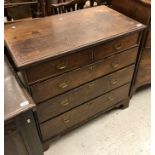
111, 78, 118, 85
111, 62, 119, 68
60, 99, 70, 106
57, 64, 67, 70
58, 82, 68, 89
63, 118, 70, 123
114, 43, 122, 50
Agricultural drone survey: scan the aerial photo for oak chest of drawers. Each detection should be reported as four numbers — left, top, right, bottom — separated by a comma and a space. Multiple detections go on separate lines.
111, 0, 151, 92
4, 5, 145, 149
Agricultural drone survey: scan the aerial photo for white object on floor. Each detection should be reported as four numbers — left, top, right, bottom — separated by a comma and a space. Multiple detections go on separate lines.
44, 87, 150, 155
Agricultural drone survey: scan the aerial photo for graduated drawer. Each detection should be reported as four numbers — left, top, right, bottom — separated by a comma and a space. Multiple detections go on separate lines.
31, 47, 138, 103
40, 84, 130, 141
25, 48, 93, 84
94, 32, 139, 61
36, 65, 134, 123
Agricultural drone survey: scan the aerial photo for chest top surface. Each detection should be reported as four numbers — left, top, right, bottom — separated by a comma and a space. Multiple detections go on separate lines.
4, 5, 145, 69
4, 57, 35, 121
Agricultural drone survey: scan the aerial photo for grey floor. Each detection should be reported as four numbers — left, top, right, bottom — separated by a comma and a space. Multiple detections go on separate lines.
44, 87, 150, 155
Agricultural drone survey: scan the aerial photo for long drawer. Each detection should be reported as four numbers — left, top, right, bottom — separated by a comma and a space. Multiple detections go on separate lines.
40, 84, 130, 141
31, 47, 138, 103
37, 65, 134, 123
25, 48, 93, 84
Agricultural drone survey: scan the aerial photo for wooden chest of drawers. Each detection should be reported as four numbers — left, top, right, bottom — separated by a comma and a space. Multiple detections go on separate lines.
4, 6, 145, 149
111, 0, 151, 92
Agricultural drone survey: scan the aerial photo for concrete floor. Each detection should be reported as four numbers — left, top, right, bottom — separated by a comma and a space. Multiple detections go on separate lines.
44, 87, 150, 155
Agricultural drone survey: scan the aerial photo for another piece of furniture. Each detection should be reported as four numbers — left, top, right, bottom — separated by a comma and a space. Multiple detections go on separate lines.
46, 0, 89, 15
4, 0, 45, 21
111, 0, 151, 93
89, 0, 111, 7
46, 0, 111, 16
4, 57, 43, 155
46, 0, 76, 15
4, 6, 145, 150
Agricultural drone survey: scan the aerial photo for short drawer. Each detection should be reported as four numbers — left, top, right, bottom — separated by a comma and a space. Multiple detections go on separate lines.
31, 47, 138, 103
25, 48, 93, 84
40, 84, 130, 141
37, 65, 134, 123
94, 32, 139, 61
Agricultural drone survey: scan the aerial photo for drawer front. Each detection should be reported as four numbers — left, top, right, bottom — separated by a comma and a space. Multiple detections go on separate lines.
94, 32, 139, 61
25, 48, 93, 84
136, 48, 151, 86
40, 84, 130, 141
37, 65, 134, 123
31, 47, 138, 103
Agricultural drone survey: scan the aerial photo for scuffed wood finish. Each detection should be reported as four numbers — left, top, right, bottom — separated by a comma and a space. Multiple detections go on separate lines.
4, 5, 145, 69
